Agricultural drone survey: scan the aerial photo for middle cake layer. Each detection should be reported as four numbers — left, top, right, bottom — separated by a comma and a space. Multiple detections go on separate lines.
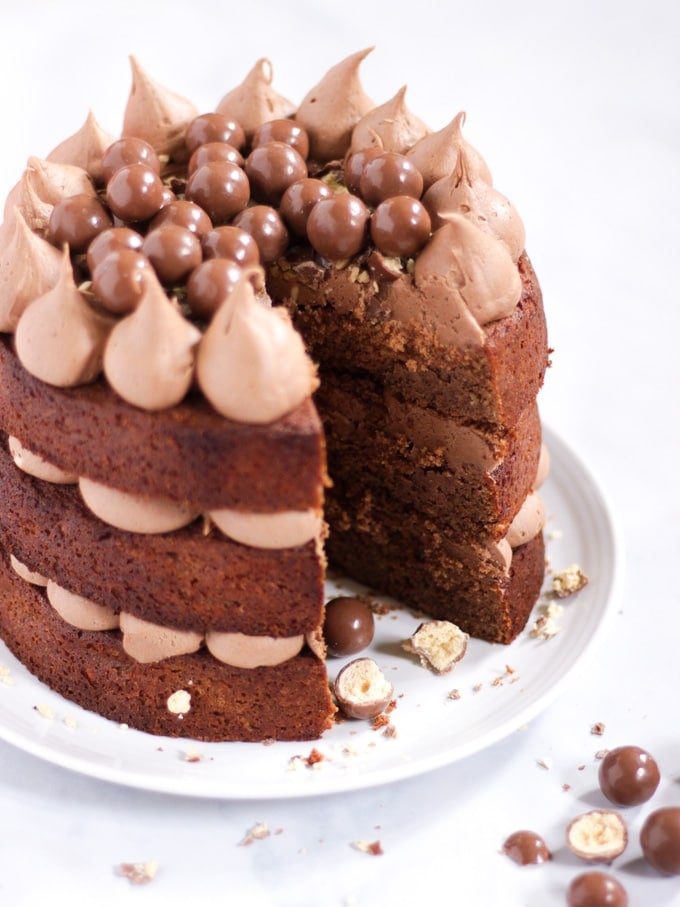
0, 439, 323, 636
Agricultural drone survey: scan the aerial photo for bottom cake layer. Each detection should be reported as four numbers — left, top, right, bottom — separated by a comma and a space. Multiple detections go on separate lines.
0, 555, 336, 742
327, 493, 546, 644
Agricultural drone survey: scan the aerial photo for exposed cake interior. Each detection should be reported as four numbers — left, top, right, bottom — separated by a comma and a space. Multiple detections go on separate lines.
0, 51, 549, 740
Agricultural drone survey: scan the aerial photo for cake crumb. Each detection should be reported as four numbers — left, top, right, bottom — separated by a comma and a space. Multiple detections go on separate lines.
595, 749, 609, 760
472, 683, 483, 693
448, 689, 461, 700
166, 689, 191, 716
118, 861, 158, 885
119, 723, 129, 731
63, 716, 77, 730
562, 783, 572, 792
351, 840, 384, 856
590, 722, 606, 736
288, 747, 327, 771
181, 746, 202, 763
382, 724, 398, 739
34, 704, 55, 720
372, 713, 390, 731
0, 666, 15, 687
239, 822, 275, 846
551, 564, 589, 598
537, 756, 553, 770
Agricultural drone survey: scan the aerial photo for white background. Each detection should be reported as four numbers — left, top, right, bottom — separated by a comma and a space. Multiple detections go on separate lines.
0, 1, 678, 904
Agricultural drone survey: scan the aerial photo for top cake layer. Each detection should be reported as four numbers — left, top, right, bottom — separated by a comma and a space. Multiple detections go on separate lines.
0, 50, 544, 449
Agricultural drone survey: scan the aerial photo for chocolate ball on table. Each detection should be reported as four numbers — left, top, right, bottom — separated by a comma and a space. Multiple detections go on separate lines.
185, 160, 250, 224
106, 163, 168, 223
185, 258, 243, 321
185, 113, 246, 154
142, 224, 202, 285
202, 225, 260, 267
359, 151, 423, 206
149, 199, 213, 240
245, 141, 308, 206
566, 871, 628, 907
86, 226, 143, 274
188, 142, 244, 175
306, 194, 370, 260
598, 746, 660, 807
323, 596, 375, 657
252, 119, 310, 160
232, 205, 289, 264
640, 808, 680, 875
101, 137, 161, 183
92, 248, 151, 315
370, 196, 431, 258
48, 194, 113, 253
279, 178, 332, 238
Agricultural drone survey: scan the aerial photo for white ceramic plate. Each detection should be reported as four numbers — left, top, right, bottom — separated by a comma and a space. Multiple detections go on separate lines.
0, 425, 620, 799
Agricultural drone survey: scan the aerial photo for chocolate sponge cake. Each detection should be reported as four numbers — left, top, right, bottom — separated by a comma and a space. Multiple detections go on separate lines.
0, 51, 550, 740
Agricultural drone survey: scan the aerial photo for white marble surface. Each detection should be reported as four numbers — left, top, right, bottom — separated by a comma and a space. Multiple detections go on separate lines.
0, 1, 678, 904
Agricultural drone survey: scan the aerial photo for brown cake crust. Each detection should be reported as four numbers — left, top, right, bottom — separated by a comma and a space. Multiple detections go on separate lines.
0, 336, 325, 512
0, 439, 323, 636
0, 553, 335, 741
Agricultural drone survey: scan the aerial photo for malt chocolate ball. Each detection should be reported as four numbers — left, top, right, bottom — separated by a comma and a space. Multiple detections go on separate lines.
48, 194, 113, 252
307, 194, 369, 260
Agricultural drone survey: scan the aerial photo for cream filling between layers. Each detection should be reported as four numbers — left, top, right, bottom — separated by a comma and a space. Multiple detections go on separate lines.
15, 574, 312, 668
8, 437, 320, 549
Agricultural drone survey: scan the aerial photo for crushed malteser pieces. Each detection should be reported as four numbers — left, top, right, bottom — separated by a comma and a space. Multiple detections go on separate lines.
305, 747, 325, 767
537, 756, 553, 770
166, 689, 191, 715
530, 612, 562, 640
34, 704, 55, 720
591, 722, 606, 736
382, 724, 398, 739
595, 749, 609, 760
473, 683, 483, 693
239, 822, 281, 846
351, 840, 384, 856
548, 529, 563, 541
551, 564, 589, 598
118, 861, 158, 885
402, 620, 468, 674
63, 716, 77, 730
182, 746, 202, 763
448, 689, 461, 700
563, 783, 572, 792
372, 713, 390, 730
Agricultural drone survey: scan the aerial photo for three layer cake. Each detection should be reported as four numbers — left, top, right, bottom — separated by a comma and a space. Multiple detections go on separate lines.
0, 51, 550, 740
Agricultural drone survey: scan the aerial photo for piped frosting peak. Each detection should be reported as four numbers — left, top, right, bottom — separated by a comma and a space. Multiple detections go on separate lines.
406, 112, 493, 189
414, 216, 521, 327
216, 58, 295, 139
423, 146, 525, 262
350, 85, 430, 154
197, 271, 317, 424
296, 48, 375, 161
15, 246, 112, 386
4, 156, 96, 233
122, 56, 199, 158
103, 269, 201, 411
47, 110, 117, 184
0, 209, 63, 332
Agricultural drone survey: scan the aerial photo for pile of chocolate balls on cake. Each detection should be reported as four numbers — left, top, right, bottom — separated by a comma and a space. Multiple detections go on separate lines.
45, 111, 432, 322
